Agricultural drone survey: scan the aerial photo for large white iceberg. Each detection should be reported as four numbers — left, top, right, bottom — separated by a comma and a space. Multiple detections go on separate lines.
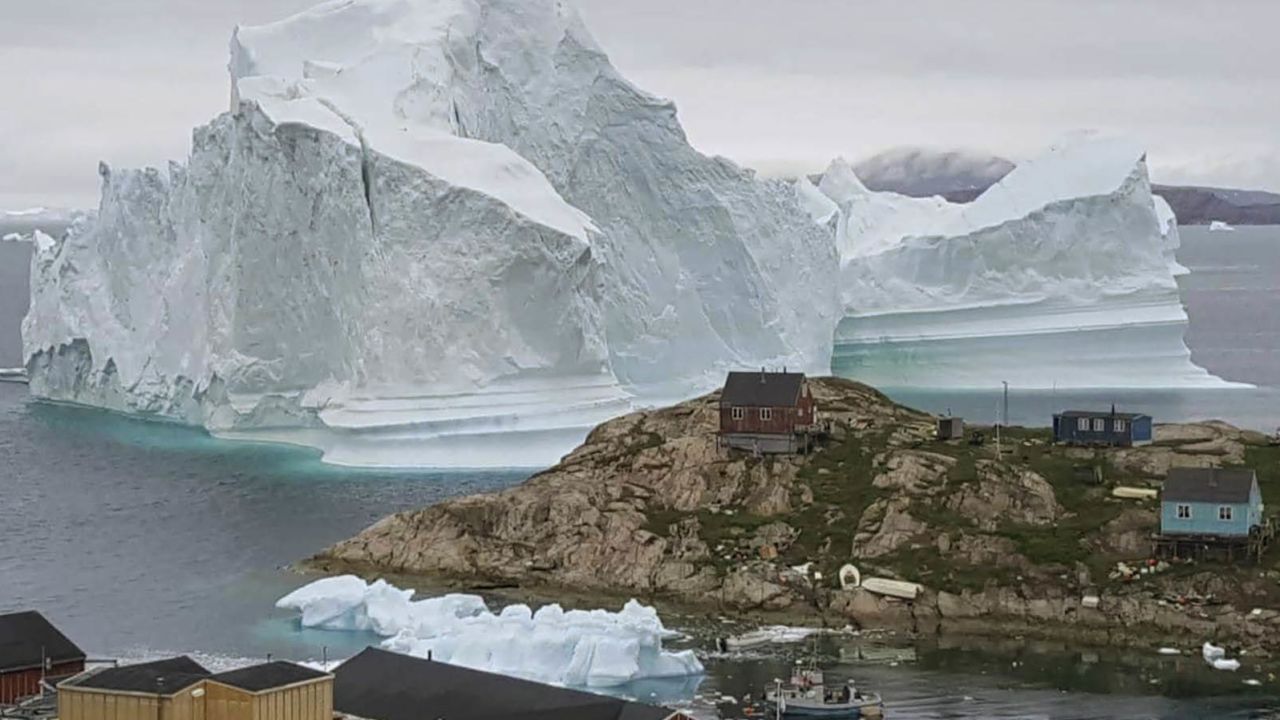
23, 0, 837, 467
275, 576, 703, 687
22, 0, 1230, 467
810, 136, 1234, 389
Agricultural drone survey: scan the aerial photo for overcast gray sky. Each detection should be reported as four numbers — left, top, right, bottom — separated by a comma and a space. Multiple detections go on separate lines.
2, 0, 1278, 209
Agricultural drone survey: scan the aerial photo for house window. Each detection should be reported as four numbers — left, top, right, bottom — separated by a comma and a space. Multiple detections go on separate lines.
1077, 417, 1089, 431
731, 407, 744, 421
1092, 418, 1106, 432
759, 408, 773, 421
1114, 419, 1127, 432
1219, 506, 1233, 521
1176, 504, 1192, 520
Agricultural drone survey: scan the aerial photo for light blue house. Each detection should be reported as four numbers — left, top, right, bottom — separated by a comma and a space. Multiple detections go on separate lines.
1160, 468, 1264, 537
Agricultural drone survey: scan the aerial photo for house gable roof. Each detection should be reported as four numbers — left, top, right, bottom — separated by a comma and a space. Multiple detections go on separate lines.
210, 661, 330, 693
721, 372, 805, 408
0, 611, 86, 673
1163, 468, 1257, 504
333, 648, 675, 720
63, 657, 210, 695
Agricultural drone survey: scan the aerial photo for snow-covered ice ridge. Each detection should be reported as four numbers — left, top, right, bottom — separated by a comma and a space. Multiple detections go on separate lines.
803, 136, 1238, 389
275, 576, 703, 687
23, 0, 836, 467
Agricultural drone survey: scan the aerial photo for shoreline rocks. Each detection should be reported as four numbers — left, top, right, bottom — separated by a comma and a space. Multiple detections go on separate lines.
310, 377, 1280, 653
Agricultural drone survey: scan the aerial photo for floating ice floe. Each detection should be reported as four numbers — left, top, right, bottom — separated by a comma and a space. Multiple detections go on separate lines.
1202, 641, 1241, 671
718, 626, 820, 652
276, 576, 703, 687
1209, 220, 1236, 232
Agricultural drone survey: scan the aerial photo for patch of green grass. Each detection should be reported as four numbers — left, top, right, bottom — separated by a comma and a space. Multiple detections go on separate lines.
946, 452, 980, 486
626, 431, 664, 455
641, 508, 687, 536
1243, 444, 1280, 567
876, 544, 1015, 592
782, 425, 890, 575
911, 498, 976, 531
998, 522, 1090, 567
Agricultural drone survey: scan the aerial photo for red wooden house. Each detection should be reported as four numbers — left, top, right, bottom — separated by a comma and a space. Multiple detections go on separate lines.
718, 371, 816, 454
0, 611, 86, 705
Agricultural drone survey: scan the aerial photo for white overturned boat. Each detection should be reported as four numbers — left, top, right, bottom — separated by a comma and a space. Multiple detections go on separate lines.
860, 577, 923, 600
765, 665, 884, 718
0, 367, 27, 384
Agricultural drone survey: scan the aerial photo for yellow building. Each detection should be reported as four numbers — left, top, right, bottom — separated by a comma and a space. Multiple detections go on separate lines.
203, 661, 333, 720
58, 657, 332, 720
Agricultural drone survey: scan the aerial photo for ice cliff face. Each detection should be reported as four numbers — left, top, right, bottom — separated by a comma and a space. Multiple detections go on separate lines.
23, 0, 837, 467
227, 0, 838, 391
810, 136, 1231, 389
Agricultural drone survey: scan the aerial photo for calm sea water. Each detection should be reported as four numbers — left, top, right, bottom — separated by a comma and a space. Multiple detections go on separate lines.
2, 228, 1280, 718
882, 226, 1280, 431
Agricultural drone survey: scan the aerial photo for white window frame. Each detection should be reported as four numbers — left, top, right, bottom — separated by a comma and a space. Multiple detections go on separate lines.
1092, 418, 1106, 432
1176, 504, 1192, 520
759, 407, 773, 421
731, 407, 744, 421
1114, 419, 1127, 432
1218, 506, 1233, 521
1077, 417, 1089, 431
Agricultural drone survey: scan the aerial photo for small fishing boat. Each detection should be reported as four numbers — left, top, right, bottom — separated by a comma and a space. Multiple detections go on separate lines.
764, 664, 884, 718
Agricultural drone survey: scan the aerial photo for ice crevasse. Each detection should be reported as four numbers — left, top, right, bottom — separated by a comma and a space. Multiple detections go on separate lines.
274, 576, 703, 687
22, 0, 839, 468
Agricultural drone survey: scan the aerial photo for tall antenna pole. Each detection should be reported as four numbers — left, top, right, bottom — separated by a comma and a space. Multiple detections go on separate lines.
1002, 381, 1009, 430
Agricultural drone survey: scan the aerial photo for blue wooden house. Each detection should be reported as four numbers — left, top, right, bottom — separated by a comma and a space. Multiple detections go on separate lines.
1160, 468, 1263, 537
1052, 409, 1152, 447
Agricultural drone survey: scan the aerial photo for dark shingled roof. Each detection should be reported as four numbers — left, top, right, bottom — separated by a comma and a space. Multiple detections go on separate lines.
1055, 410, 1149, 420
0, 611, 86, 673
210, 661, 329, 693
720, 371, 806, 408
333, 648, 677, 720
64, 657, 210, 695
1164, 468, 1258, 504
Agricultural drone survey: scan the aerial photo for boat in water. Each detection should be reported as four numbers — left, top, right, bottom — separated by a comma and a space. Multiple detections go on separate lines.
764, 664, 884, 718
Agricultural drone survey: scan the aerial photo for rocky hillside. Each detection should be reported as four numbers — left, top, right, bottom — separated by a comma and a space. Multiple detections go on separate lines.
312, 378, 1280, 651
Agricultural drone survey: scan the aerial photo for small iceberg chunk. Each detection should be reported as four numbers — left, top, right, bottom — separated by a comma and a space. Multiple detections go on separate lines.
718, 626, 819, 652
1209, 220, 1236, 232
1202, 641, 1241, 671
277, 575, 703, 687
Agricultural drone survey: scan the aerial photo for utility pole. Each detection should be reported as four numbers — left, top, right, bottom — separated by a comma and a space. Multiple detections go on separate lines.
995, 394, 1001, 457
